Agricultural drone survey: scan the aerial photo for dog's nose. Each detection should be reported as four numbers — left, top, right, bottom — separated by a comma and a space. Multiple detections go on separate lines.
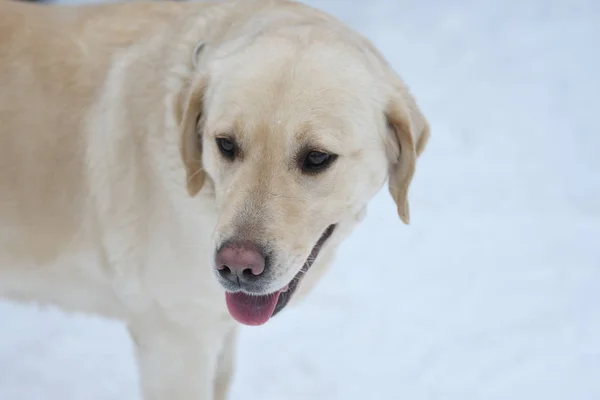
216, 241, 265, 284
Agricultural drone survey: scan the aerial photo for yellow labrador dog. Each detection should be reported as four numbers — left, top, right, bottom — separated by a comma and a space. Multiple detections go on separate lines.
0, 0, 430, 398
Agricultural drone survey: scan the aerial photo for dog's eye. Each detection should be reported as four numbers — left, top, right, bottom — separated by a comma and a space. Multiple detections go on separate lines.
302, 151, 337, 173
216, 137, 236, 160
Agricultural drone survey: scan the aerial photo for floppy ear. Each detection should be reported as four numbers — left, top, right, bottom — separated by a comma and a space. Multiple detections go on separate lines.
386, 84, 430, 224
179, 75, 208, 197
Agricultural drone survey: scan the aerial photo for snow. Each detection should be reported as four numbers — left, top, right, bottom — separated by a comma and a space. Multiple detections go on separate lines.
2, 0, 599, 399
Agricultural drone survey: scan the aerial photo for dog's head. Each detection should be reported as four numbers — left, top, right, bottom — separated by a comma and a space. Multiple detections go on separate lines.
178, 10, 429, 326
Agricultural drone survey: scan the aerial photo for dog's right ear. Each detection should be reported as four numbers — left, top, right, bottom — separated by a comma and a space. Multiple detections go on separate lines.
179, 75, 208, 197
179, 41, 211, 196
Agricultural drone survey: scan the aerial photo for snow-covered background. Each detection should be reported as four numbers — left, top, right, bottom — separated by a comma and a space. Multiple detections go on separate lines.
1, 0, 599, 399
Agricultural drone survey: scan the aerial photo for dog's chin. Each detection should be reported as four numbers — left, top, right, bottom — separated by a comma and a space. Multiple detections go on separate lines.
224, 224, 336, 326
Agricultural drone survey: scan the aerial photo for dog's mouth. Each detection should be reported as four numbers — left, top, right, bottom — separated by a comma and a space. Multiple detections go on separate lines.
225, 224, 336, 326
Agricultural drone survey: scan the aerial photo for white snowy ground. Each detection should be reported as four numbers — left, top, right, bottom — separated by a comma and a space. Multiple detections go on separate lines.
1, 0, 599, 399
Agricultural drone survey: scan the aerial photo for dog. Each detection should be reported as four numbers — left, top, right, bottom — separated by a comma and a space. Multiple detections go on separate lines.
0, 0, 430, 398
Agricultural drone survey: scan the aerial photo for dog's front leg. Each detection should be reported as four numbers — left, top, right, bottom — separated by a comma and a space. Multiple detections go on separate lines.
214, 326, 238, 400
128, 319, 223, 400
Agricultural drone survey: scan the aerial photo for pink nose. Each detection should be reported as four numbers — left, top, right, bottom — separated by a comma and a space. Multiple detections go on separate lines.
216, 241, 266, 284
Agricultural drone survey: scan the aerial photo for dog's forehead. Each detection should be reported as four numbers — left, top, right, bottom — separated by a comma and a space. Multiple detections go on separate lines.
205, 39, 379, 150
213, 39, 374, 99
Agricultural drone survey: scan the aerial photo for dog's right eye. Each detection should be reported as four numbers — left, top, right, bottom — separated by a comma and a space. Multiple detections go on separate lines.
216, 137, 236, 160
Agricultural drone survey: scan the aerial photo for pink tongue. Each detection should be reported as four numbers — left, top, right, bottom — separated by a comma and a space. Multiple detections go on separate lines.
225, 291, 282, 326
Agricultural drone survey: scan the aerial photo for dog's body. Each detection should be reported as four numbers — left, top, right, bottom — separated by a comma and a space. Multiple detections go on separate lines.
0, 0, 429, 398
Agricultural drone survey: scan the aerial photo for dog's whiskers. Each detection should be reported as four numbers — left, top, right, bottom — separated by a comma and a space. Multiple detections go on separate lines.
268, 191, 304, 201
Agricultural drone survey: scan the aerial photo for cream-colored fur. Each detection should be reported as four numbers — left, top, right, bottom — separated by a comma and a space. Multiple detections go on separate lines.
0, 0, 430, 399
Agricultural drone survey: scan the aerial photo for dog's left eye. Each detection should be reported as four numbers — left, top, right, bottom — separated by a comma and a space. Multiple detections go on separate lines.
301, 151, 337, 173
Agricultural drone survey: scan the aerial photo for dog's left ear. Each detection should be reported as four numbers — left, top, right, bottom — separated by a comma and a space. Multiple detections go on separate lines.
385, 81, 430, 224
